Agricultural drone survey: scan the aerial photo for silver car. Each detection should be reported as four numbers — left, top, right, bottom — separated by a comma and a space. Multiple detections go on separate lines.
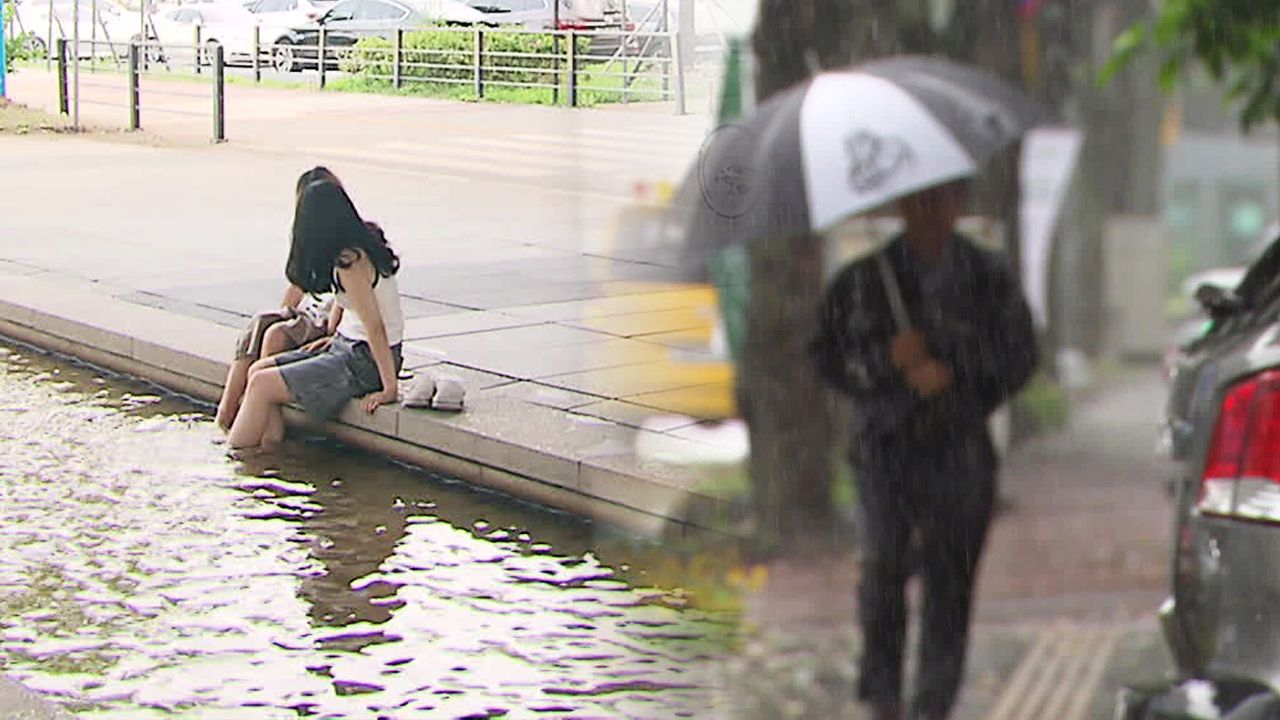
1120, 225, 1280, 719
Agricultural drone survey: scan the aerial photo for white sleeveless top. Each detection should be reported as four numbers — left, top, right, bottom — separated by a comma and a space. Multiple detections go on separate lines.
335, 272, 404, 347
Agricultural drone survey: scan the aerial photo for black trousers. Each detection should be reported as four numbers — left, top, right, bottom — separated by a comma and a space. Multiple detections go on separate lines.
851, 426, 997, 720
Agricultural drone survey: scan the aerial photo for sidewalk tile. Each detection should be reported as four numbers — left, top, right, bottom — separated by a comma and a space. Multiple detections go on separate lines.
476, 381, 600, 410
402, 311, 539, 340
562, 308, 714, 338
539, 362, 713, 398
623, 382, 734, 414
498, 289, 707, 322
571, 400, 702, 432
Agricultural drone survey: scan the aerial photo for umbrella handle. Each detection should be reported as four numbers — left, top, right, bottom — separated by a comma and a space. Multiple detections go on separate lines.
875, 245, 912, 333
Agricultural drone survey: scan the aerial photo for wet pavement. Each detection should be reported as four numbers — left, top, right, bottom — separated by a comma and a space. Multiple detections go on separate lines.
0, 338, 736, 719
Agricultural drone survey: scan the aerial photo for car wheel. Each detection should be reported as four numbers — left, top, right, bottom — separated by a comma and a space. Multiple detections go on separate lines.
130, 34, 165, 65
202, 39, 221, 66
271, 40, 297, 73
23, 35, 48, 59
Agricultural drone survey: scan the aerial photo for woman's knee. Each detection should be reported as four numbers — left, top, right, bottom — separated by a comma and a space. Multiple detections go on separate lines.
247, 356, 277, 379
245, 366, 290, 402
261, 324, 293, 356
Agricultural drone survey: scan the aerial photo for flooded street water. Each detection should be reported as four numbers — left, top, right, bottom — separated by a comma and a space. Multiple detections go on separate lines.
0, 339, 737, 719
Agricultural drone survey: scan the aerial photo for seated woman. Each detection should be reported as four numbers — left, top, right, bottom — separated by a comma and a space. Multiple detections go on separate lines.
215, 168, 350, 431
227, 167, 404, 453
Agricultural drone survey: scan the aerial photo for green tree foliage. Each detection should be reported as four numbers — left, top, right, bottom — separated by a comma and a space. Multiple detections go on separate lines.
1100, 1, 1280, 130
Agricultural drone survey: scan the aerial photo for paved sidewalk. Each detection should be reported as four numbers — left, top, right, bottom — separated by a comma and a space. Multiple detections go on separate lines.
6, 67, 711, 198
0, 81, 738, 537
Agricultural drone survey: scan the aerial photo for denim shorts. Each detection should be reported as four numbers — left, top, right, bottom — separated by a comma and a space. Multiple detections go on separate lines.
273, 334, 403, 421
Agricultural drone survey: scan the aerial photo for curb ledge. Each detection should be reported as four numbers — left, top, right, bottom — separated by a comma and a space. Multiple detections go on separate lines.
0, 271, 730, 540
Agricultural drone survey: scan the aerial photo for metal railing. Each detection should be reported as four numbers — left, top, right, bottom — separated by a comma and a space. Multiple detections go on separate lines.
280, 26, 683, 110
55, 38, 226, 142
50, 23, 686, 113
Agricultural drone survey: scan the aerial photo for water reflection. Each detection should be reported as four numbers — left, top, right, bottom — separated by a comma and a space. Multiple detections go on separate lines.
0, 341, 734, 719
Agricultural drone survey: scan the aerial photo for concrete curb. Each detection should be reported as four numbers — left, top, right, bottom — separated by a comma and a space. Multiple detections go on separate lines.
0, 674, 76, 719
0, 269, 732, 541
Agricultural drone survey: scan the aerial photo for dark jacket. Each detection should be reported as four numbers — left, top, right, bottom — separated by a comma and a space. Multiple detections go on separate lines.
811, 233, 1038, 446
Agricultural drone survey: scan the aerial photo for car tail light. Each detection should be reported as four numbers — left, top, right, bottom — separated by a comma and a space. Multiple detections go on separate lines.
1200, 370, 1280, 518
557, 21, 589, 29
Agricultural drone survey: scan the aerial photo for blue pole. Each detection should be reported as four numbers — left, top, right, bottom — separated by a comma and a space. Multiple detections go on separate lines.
1, 0, 7, 98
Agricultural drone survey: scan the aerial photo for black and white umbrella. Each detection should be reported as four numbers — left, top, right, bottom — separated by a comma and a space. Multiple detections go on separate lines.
673, 55, 1044, 277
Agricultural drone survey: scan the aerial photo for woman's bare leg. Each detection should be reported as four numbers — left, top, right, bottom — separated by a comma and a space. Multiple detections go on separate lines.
262, 403, 286, 448
228, 366, 294, 450
216, 358, 252, 431
220, 324, 298, 432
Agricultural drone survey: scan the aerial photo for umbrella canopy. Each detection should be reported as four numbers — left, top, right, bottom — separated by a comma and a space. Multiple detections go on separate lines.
673, 55, 1044, 280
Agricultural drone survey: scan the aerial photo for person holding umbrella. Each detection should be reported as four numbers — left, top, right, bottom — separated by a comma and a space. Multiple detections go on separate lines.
669, 55, 1044, 720
812, 176, 1037, 720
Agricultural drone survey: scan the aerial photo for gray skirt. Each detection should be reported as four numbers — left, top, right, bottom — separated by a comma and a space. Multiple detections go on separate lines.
273, 334, 403, 421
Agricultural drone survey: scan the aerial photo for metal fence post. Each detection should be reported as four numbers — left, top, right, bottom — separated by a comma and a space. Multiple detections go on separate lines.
318, 26, 327, 88
660, 0, 669, 99
252, 24, 260, 82
55, 39, 69, 114
194, 24, 201, 73
127, 42, 139, 130
393, 28, 402, 89
551, 32, 559, 105
620, 25, 629, 103
670, 30, 684, 115
566, 30, 576, 108
472, 27, 483, 99
213, 43, 224, 142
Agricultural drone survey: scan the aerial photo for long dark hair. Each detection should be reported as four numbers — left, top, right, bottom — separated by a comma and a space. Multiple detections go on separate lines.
285, 167, 400, 294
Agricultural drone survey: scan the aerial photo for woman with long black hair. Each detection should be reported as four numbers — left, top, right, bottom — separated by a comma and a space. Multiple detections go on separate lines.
228, 167, 405, 451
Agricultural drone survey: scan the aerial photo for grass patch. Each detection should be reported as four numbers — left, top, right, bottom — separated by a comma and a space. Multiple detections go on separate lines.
1013, 373, 1070, 433
0, 98, 75, 134
328, 66, 667, 107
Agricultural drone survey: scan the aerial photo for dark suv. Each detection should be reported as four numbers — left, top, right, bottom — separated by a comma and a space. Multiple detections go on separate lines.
1119, 227, 1280, 719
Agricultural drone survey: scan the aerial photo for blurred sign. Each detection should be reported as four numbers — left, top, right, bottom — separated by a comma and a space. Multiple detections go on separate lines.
1020, 126, 1083, 329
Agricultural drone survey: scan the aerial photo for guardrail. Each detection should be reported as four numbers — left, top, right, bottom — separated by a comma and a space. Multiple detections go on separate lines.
53, 22, 685, 113
270, 26, 686, 111
55, 38, 226, 142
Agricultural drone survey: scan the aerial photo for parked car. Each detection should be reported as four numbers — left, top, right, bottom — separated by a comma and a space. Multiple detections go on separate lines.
1118, 224, 1280, 719
10, 0, 124, 58
465, 0, 644, 56
270, 0, 487, 72
243, 0, 334, 32
103, 2, 259, 65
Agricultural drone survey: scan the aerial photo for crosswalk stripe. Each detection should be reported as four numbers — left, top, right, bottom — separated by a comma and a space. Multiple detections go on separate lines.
389, 136, 691, 168
376, 140, 685, 180
381, 140, 586, 170
578, 126, 710, 143
294, 146, 552, 179
508, 132, 702, 160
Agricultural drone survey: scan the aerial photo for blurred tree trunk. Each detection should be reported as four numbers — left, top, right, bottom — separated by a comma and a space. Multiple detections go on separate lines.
741, 0, 899, 558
